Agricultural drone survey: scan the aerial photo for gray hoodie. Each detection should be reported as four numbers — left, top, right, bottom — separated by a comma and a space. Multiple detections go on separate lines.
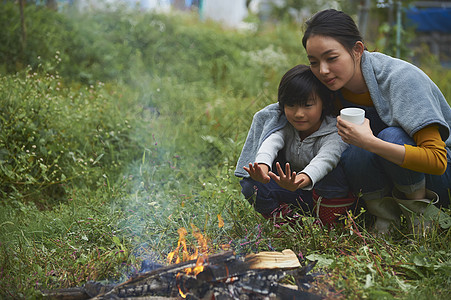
254, 115, 348, 190
234, 104, 348, 190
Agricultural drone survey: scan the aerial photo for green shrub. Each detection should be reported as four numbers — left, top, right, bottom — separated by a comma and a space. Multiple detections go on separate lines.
0, 3, 68, 74
1, 3, 297, 94
0, 66, 140, 207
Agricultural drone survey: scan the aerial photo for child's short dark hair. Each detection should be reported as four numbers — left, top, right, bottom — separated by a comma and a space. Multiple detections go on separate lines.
278, 64, 333, 116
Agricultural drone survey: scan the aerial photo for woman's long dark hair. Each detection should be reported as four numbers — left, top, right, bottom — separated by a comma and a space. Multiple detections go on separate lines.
302, 9, 365, 54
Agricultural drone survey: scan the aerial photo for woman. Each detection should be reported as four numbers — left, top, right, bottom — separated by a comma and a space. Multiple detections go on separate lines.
302, 9, 451, 234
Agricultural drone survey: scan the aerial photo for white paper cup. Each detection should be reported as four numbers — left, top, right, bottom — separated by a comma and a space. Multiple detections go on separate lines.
340, 107, 365, 125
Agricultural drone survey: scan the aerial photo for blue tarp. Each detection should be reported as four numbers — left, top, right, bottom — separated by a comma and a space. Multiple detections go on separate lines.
406, 7, 451, 33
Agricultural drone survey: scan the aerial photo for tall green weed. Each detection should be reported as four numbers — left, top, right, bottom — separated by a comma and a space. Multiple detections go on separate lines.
0, 64, 140, 207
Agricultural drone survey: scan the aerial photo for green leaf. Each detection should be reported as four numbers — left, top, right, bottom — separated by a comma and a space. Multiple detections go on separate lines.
112, 235, 121, 246
364, 274, 373, 289
395, 276, 415, 292
92, 153, 104, 165
305, 253, 333, 267
424, 205, 451, 229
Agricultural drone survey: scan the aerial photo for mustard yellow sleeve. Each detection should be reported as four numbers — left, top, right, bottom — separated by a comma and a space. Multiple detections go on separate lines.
402, 125, 447, 175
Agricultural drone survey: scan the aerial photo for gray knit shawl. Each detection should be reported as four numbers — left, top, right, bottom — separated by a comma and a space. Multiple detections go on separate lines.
361, 51, 451, 146
234, 103, 286, 177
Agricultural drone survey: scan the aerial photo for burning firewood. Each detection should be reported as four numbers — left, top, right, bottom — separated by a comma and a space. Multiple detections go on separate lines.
42, 249, 320, 299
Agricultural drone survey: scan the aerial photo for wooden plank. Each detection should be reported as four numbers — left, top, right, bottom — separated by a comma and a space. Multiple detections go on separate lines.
245, 249, 301, 270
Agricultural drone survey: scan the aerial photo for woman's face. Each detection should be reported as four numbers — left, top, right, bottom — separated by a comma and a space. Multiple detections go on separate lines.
305, 35, 362, 92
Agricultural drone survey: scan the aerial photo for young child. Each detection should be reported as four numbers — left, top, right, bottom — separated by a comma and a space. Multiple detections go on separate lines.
235, 64, 354, 225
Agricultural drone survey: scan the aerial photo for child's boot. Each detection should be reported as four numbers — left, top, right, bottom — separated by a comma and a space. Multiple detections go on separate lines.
393, 189, 451, 236
364, 197, 402, 234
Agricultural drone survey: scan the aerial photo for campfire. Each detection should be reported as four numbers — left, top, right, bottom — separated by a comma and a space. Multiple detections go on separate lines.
43, 226, 323, 299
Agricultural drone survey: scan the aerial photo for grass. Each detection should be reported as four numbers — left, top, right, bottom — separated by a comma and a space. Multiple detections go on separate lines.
0, 5, 450, 299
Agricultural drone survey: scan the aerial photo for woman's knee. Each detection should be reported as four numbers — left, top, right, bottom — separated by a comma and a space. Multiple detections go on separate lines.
314, 164, 350, 198
377, 127, 414, 146
341, 145, 378, 175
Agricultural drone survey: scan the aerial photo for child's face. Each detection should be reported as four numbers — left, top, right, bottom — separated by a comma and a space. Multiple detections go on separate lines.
284, 94, 323, 139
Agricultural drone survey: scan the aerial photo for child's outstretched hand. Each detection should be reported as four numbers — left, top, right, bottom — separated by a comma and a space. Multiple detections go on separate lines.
268, 162, 310, 191
243, 162, 270, 184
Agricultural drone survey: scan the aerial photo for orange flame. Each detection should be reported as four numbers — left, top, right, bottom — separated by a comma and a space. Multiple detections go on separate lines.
168, 224, 212, 298
176, 273, 187, 298
167, 227, 189, 264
